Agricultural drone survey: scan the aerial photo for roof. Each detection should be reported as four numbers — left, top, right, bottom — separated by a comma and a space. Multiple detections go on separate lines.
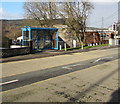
21, 26, 58, 31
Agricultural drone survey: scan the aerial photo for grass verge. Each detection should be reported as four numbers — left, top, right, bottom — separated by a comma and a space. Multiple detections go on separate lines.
62, 44, 108, 51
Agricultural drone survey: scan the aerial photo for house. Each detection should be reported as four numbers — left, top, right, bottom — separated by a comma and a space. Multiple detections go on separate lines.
55, 24, 108, 47
108, 22, 120, 46
117, 22, 120, 35
20, 25, 110, 51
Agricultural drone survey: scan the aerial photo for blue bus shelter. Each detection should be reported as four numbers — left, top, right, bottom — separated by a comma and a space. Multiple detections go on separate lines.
21, 26, 59, 50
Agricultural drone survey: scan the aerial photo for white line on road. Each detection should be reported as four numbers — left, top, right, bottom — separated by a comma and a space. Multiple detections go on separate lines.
105, 57, 113, 59
62, 67, 72, 69
0, 79, 19, 86
62, 64, 82, 69
72, 64, 82, 66
94, 58, 102, 63
93, 57, 113, 63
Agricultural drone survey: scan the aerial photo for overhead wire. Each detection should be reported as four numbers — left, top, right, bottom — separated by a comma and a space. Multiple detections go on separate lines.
90, 8, 119, 26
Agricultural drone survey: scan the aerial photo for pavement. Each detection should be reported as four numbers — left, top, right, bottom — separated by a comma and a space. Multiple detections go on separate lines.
0, 45, 119, 63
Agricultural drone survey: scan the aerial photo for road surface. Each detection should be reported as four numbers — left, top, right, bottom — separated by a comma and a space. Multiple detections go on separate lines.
1, 47, 119, 102
1, 54, 119, 92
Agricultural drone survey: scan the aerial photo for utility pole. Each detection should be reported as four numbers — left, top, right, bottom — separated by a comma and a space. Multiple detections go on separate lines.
102, 17, 104, 29
101, 17, 104, 44
118, 1, 120, 22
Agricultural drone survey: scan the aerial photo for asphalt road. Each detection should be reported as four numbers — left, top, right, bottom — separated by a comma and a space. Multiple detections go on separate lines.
1, 53, 119, 92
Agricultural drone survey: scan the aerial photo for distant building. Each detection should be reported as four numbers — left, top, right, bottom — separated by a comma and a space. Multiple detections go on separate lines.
117, 22, 120, 34
108, 22, 117, 32
108, 22, 120, 46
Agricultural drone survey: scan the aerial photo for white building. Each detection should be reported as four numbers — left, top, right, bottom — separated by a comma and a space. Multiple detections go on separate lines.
108, 22, 120, 46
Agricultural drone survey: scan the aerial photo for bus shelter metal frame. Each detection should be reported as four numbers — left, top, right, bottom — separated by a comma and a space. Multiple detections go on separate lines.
21, 26, 59, 50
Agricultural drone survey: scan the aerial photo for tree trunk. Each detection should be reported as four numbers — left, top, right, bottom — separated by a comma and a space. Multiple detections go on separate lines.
76, 37, 84, 49
81, 41, 84, 49
76, 37, 81, 48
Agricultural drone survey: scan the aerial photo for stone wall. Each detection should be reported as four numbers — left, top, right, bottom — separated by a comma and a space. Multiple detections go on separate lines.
0, 47, 30, 58
0, 36, 11, 48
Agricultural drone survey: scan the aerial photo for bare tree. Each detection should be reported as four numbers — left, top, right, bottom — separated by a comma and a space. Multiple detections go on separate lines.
23, 2, 58, 27
59, 1, 93, 49
23, 1, 93, 49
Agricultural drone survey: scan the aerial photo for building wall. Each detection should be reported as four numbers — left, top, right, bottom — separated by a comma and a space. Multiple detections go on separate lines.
55, 24, 109, 48
117, 22, 120, 33
85, 32, 100, 44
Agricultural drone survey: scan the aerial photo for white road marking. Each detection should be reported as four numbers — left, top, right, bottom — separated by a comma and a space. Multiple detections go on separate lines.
72, 64, 82, 66
94, 57, 113, 63
0, 79, 19, 86
94, 58, 102, 63
105, 57, 113, 59
62, 64, 82, 69
62, 67, 72, 69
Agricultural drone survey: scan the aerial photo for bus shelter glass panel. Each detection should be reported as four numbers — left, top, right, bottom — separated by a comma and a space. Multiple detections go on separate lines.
23, 31, 29, 46
32, 30, 53, 50
44, 30, 52, 49
22, 27, 58, 50
32, 31, 37, 49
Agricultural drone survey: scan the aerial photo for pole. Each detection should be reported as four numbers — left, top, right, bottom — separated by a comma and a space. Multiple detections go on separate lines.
59, 45, 62, 50
64, 42, 67, 51
28, 40, 33, 54
101, 17, 104, 44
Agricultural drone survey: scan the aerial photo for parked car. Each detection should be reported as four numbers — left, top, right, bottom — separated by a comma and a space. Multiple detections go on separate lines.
12, 40, 21, 45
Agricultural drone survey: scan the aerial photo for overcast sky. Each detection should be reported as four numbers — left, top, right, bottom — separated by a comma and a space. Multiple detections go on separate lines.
0, 0, 119, 28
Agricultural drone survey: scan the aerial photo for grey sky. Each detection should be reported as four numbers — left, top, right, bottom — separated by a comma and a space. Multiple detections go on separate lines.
1, 1, 119, 28
88, 1, 118, 28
